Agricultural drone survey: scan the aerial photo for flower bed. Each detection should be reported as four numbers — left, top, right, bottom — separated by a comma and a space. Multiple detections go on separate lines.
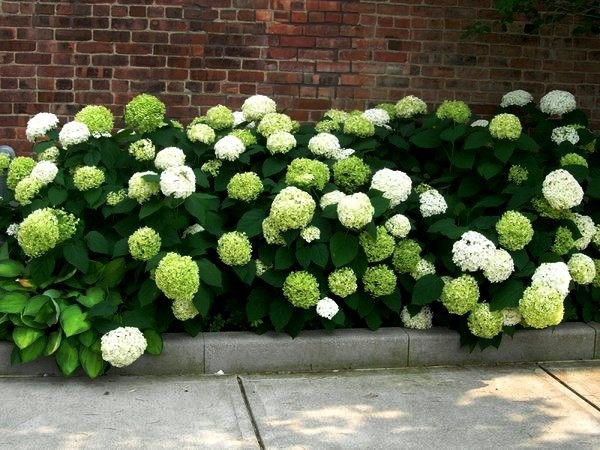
0, 90, 598, 378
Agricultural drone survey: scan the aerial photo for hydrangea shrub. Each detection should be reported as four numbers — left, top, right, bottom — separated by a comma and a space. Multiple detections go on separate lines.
0, 90, 598, 377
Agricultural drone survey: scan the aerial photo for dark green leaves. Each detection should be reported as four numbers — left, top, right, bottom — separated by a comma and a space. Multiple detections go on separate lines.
330, 232, 359, 267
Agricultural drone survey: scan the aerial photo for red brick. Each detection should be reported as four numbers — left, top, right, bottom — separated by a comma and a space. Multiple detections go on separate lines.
279, 36, 315, 47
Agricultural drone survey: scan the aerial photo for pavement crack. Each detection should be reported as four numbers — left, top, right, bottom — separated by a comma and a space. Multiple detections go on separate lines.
237, 375, 265, 450
537, 363, 600, 412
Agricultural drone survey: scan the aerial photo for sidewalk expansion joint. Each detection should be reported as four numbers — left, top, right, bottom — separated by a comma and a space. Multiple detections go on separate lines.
236, 376, 265, 450
537, 363, 600, 413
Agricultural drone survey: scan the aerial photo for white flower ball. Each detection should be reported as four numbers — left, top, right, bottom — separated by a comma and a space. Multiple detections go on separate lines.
419, 189, 447, 217
214, 135, 246, 161
58, 121, 90, 148
241, 95, 277, 121
482, 248, 514, 283
337, 192, 374, 230
370, 168, 412, 207
385, 214, 411, 238
160, 165, 196, 199
316, 297, 339, 320
26, 112, 60, 142
539, 90, 576, 116
100, 326, 147, 368
30, 161, 58, 185
542, 169, 583, 210
154, 146, 186, 170
451, 231, 495, 272
531, 262, 571, 298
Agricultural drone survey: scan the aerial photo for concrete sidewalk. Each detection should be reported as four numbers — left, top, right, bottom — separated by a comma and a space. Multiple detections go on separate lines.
1, 361, 599, 449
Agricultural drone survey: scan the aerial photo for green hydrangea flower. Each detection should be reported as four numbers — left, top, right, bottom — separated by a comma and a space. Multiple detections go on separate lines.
283, 271, 320, 309
269, 186, 316, 231
124, 93, 166, 134
488, 113, 522, 140
560, 153, 588, 168
128, 139, 156, 161
187, 123, 216, 144
495, 211, 534, 251
7, 157, 36, 190
75, 105, 114, 135
315, 120, 341, 133
441, 275, 479, 315
336, 193, 374, 230
332, 156, 372, 193
217, 231, 252, 266
128, 171, 160, 204
257, 113, 294, 137
154, 252, 200, 302
37, 146, 60, 163
73, 166, 105, 191
200, 159, 222, 177
508, 165, 529, 185
128, 227, 161, 261
14, 177, 44, 205
227, 172, 263, 202
468, 303, 504, 339
435, 100, 471, 124
392, 239, 422, 273
362, 264, 397, 297
328, 267, 357, 298
229, 129, 257, 147
359, 226, 395, 263
17, 208, 78, 258
567, 253, 596, 285
375, 103, 397, 119
54, 209, 79, 242
106, 189, 127, 206
593, 260, 600, 288
531, 196, 570, 220
262, 216, 285, 245
519, 284, 564, 329
205, 104, 234, 130
395, 96, 427, 119
323, 109, 349, 123
343, 115, 375, 138
300, 226, 320, 243
551, 226, 574, 255
0, 153, 11, 170
266, 131, 297, 154
171, 299, 199, 321
285, 158, 330, 192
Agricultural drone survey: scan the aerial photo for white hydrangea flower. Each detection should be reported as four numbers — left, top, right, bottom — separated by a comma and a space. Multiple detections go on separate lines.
6, 223, 19, 237
531, 262, 571, 298
255, 259, 271, 276
370, 168, 412, 207
233, 111, 247, 127
320, 190, 346, 209
26, 112, 59, 142
362, 108, 390, 127
154, 146, 186, 170
182, 224, 204, 238
316, 297, 339, 320
551, 126, 580, 145
385, 214, 411, 238
542, 169, 583, 210
572, 213, 595, 251
452, 231, 495, 272
501, 307, 522, 326
100, 326, 147, 368
401, 306, 433, 329
300, 226, 321, 243
539, 90, 576, 116
419, 189, 447, 217
214, 135, 246, 161
500, 90, 533, 108
241, 95, 277, 121
482, 248, 514, 283
337, 192, 374, 230
58, 121, 90, 148
410, 259, 436, 280
266, 131, 297, 154
160, 165, 196, 199
30, 160, 58, 185
308, 133, 342, 159
470, 119, 489, 127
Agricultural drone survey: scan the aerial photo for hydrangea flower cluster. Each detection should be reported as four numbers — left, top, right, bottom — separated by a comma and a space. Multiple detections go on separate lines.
285, 158, 330, 191
123, 93, 166, 134
187, 123, 216, 144
300, 226, 320, 243
26, 112, 59, 142
172, 299, 200, 321
551, 126, 580, 145
128, 138, 156, 161
227, 172, 263, 202
74, 105, 114, 135
410, 258, 436, 280
242, 95, 277, 121
519, 284, 564, 328
539, 90, 576, 116
531, 262, 571, 298
343, 115, 375, 138
214, 135, 246, 161
362, 108, 391, 127
30, 160, 58, 185
500, 89, 533, 108
572, 213, 595, 250
384, 214, 411, 238
552, 226, 574, 255
201, 159, 222, 177
37, 146, 60, 162
182, 224, 204, 238
320, 190, 346, 209
128, 171, 160, 204
400, 306, 433, 329
308, 133, 342, 159
106, 189, 127, 206
418, 188, 447, 217
441, 275, 479, 315
488, 113, 522, 140
7, 157, 36, 189
154, 252, 200, 302
359, 226, 395, 263
100, 327, 147, 368
451, 231, 495, 272
217, 231, 252, 266
316, 297, 339, 320
229, 129, 257, 147
160, 165, 196, 199
495, 211, 534, 251
470, 119, 489, 127
395, 95, 427, 119
257, 113, 294, 137
282, 271, 320, 309
14, 177, 44, 205
328, 267, 357, 298
467, 303, 503, 339
482, 249, 514, 283
268, 186, 316, 232
392, 239, 422, 273
362, 264, 397, 297
542, 169, 583, 210
266, 131, 297, 154
17, 208, 78, 258
375, 103, 396, 119
337, 192, 374, 230
567, 253, 596, 285
205, 104, 234, 130
508, 165, 528, 185
332, 156, 372, 193
0, 153, 11, 170
58, 121, 90, 148
128, 227, 162, 261
72, 166, 105, 191
370, 168, 412, 207
154, 146, 185, 170
502, 307, 522, 326
435, 100, 471, 124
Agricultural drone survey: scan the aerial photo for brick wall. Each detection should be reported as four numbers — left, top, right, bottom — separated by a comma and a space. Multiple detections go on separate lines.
1, 0, 598, 151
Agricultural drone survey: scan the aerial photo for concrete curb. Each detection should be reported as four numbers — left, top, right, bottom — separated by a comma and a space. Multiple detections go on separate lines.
0, 323, 598, 376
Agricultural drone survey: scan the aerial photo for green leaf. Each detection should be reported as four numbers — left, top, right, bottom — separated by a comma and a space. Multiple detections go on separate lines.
410, 129, 441, 149
139, 200, 163, 219
112, 238, 129, 257
138, 279, 160, 307
184, 193, 220, 220
232, 261, 256, 285
369, 192, 390, 218
44, 330, 62, 356
84, 231, 111, 255
83, 150, 101, 166
296, 246, 311, 269
97, 258, 126, 289
22, 295, 49, 317
412, 274, 444, 305
269, 299, 294, 332
330, 232, 359, 267
477, 161, 503, 180
586, 176, 600, 199
471, 216, 499, 230
48, 187, 68, 205
13, 327, 44, 350
508, 186, 536, 210
79, 347, 104, 378
440, 124, 467, 143
63, 242, 90, 274
450, 148, 476, 169
246, 288, 271, 321
28, 256, 55, 286
493, 140, 515, 163
357, 295, 375, 318
60, 305, 91, 337
364, 311, 382, 330
143, 329, 163, 355
427, 218, 466, 240
78, 329, 96, 347
262, 156, 288, 177
464, 129, 491, 150
56, 337, 80, 376
237, 208, 267, 238
77, 287, 105, 308
196, 259, 222, 288
87, 301, 118, 318
0, 260, 25, 278
0, 291, 28, 314
20, 335, 47, 363
458, 176, 481, 197
275, 247, 295, 270
193, 283, 213, 318
381, 289, 402, 312
489, 279, 525, 311
388, 134, 409, 150
311, 243, 329, 268
515, 134, 539, 152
